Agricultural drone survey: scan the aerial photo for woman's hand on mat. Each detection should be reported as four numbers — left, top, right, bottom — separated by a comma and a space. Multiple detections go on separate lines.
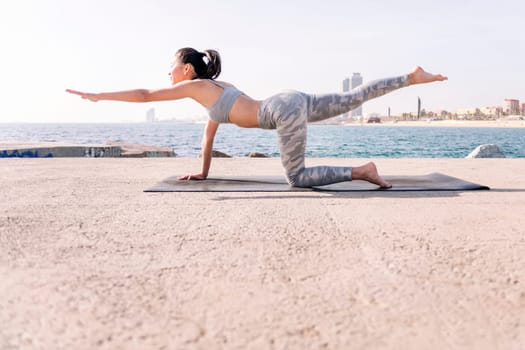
65, 89, 99, 102
178, 173, 207, 181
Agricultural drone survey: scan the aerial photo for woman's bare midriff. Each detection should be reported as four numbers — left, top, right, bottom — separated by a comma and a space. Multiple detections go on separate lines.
228, 95, 261, 128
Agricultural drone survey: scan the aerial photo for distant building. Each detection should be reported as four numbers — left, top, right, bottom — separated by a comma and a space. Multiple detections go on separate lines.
366, 112, 381, 123
351, 73, 363, 117
146, 108, 156, 122
480, 106, 502, 117
342, 77, 350, 92
456, 107, 478, 115
504, 99, 520, 115
417, 97, 421, 119
342, 78, 350, 118
521, 103, 525, 116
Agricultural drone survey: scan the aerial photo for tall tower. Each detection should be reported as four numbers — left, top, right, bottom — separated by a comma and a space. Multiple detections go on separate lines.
351, 73, 363, 117
343, 77, 350, 92
342, 77, 350, 118
417, 97, 421, 120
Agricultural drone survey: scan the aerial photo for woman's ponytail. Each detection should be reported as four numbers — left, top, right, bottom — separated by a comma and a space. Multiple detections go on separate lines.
176, 47, 222, 80
202, 49, 221, 80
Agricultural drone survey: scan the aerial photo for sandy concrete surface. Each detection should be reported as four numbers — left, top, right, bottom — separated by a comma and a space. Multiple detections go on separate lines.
1, 158, 524, 350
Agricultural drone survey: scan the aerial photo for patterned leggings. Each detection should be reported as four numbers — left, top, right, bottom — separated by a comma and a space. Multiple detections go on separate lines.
257, 75, 409, 187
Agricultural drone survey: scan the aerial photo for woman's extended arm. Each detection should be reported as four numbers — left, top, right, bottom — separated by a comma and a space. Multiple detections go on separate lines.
178, 120, 219, 180
66, 80, 198, 103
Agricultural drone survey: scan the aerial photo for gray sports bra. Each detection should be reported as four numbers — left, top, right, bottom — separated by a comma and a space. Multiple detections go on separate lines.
206, 81, 243, 124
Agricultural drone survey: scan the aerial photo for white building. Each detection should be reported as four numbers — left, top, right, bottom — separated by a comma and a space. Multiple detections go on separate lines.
480, 106, 502, 117
146, 108, 156, 123
341, 78, 350, 119
351, 73, 363, 117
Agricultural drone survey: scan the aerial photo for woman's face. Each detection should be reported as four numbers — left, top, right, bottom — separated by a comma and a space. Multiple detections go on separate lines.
169, 57, 194, 85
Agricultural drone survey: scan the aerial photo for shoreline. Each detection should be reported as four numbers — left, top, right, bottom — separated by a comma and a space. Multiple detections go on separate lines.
334, 119, 525, 128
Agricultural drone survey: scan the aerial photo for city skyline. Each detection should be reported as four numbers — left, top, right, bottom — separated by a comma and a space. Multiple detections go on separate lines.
0, 0, 524, 123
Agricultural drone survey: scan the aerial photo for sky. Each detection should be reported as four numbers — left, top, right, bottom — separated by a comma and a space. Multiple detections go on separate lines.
0, 0, 524, 123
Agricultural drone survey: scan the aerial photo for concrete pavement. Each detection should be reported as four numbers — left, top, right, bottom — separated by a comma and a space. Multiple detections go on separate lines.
1, 158, 524, 349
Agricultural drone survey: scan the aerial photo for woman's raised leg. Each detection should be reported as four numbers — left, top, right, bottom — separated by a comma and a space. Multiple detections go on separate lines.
307, 66, 447, 123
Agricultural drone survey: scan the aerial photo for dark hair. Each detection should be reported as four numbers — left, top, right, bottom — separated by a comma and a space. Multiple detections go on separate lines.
176, 47, 221, 80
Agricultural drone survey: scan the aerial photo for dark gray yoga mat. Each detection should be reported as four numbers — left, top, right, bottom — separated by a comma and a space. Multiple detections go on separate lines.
144, 173, 490, 192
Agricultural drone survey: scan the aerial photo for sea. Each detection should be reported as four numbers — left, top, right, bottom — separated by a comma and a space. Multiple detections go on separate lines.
0, 123, 524, 158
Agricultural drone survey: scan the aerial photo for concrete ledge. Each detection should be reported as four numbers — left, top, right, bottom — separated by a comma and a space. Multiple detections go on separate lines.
0, 142, 121, 158
0, 142, 176, 158
106, 141, 176, 158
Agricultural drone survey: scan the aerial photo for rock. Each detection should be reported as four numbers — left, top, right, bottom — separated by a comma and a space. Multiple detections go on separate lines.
199, 150, 232, 158
212, 150, 231, 158
211, 150, 232, 158
246, 151, 268, 158
466, 144, 506, 158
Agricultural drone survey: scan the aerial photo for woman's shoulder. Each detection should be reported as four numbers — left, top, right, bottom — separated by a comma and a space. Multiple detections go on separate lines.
179, 80, 241, 103
175, 79, 223, 94
197, 79, 235, 89
214, 80, 235, 88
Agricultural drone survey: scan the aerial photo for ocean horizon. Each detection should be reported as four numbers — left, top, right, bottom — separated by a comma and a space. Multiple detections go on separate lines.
1, 122, 523, 158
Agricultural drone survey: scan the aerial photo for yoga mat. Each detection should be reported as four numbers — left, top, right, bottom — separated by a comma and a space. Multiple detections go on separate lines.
145, 173, 490, 192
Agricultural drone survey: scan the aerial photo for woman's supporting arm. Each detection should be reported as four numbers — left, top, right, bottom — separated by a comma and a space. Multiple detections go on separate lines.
178, 119, 219, 180
200, 119, 219, 177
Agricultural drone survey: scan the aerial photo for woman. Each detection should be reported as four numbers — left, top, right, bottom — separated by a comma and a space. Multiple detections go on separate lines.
67, 47, 447, 188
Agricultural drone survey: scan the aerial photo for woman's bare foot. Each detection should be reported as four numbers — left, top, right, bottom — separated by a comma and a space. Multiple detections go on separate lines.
408, 66, 448, 85
352, 162, 392, 188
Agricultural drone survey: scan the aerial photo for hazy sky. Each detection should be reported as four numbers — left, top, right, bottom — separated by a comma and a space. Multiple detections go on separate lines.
0, 0, 523, 123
